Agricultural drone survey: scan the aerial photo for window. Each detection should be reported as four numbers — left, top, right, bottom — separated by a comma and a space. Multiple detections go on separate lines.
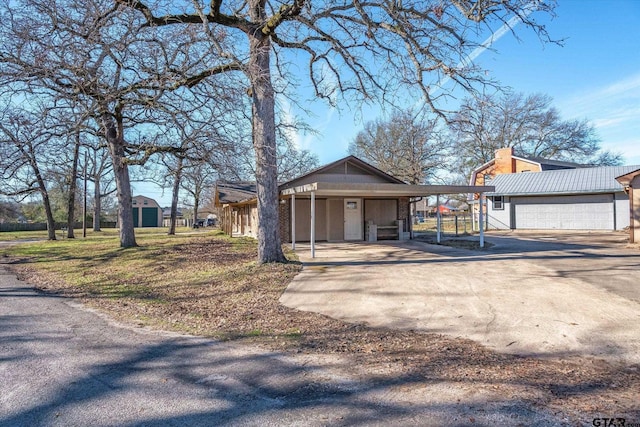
346, 201, 358, 210
493, 196, 504, 210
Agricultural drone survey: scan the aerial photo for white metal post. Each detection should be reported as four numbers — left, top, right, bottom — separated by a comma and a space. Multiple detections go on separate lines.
291, 194, 296, 250
310, 191, 316, 258
479, 193, 485, 248
436, 194, 441, 243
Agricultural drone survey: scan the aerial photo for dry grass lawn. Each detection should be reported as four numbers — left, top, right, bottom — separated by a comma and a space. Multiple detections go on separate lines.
3, 229, 639, 422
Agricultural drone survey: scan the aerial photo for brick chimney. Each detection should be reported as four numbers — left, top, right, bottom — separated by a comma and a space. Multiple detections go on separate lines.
494, 147, 515, 174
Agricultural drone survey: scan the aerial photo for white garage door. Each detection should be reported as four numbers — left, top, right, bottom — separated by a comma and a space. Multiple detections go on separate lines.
513, 194, 614, 230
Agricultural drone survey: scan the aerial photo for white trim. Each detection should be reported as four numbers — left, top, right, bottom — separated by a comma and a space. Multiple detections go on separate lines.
281, 182, 494, 197
291, 194, 296, 250
479, 196, 485, 248
310, 191, 315, 258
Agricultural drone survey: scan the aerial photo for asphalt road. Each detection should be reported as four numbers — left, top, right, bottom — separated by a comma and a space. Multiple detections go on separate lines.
0, 261, 566, 426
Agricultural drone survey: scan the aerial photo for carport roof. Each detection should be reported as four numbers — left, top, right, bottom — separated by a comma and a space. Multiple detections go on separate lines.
487, 164, 640, 196
280, 182, 494, 197
616, 167, 640, 186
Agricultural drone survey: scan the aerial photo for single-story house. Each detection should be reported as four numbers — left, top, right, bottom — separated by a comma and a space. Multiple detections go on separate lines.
615, 168, 640, 243
484, 165, 640, 230
132, 195, 162, 227
215, 182, 259, 238
215, 156, 493, 254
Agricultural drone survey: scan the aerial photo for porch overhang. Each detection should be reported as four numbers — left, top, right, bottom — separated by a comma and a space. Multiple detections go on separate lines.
284, 182, 494, 258
280, 182, 495, 197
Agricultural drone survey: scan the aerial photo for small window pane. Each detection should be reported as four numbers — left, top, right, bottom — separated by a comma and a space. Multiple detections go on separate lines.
493, 196, 504, 210
346, 201, 357, 210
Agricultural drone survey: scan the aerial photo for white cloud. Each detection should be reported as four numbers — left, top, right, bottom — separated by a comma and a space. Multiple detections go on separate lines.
558, 73, 640, 163
560, 73, 640, 120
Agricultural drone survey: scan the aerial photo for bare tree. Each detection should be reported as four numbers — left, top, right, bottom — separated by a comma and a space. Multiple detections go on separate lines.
276, 141, 319, 182
0, 105, 60, 240
181, 161, 218, 228
0, 0, 232, 247
349, 109, 449, 184
84, 140, 117, 232
118, 0, 556, 262
0, 199, 22, 223
449, 91, 623, 180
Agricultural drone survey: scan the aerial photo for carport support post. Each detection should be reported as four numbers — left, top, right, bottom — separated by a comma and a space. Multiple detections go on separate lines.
436, 194, 441, 243
310, 191, 316, 258
291, 194, 296, 250
479, 193, 485, 248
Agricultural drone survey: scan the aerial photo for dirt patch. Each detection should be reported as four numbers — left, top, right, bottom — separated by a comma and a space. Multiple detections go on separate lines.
5, 235, 639, 422
413, 233, 494, 250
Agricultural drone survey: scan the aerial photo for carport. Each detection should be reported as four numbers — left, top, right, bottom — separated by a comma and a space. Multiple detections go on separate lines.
281, 182, 494, 258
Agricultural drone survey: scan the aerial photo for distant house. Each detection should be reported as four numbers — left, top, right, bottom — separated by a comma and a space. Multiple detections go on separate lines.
429, 204, 459, 215
615, 168, 640, 243
485, 165, 640, 231
162, 207, 186, 227
132, 195, 162, 227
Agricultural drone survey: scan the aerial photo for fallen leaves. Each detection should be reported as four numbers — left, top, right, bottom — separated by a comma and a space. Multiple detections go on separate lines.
5, 232, 640, 422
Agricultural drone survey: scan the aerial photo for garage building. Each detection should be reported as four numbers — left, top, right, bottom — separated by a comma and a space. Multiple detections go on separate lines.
485, 165, 640, 230
132, 195, 162, 227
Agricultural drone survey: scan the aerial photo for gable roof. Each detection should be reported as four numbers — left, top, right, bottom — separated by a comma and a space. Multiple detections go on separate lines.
216, 156, 407, 205
615, 168, 640, 186
280, 155, 406, 189
487, 165, 640, 196
215, 182, 257, 204
470, 153, 584, 185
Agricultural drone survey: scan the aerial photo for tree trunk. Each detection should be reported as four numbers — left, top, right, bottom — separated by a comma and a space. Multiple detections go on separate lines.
41, 191, 57, 241
101, 111, 137, 248
193, 196, 199, 230
93, 169, 102, 232
168, 157, 183, 235
247, 29, 285, 263
26, 152, 57, 240
66, 133, 81, 238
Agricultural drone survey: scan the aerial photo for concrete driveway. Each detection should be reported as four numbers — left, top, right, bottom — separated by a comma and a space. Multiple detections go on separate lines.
281, 231, 640, 364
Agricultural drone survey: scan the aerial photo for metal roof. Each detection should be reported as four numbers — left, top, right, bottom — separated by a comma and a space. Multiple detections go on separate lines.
216, 182, 257, 204
487, 165, 640, 196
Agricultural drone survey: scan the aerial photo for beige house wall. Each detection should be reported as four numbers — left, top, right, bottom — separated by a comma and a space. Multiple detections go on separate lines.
276, 196, 410, 243
633, 176, 640, 243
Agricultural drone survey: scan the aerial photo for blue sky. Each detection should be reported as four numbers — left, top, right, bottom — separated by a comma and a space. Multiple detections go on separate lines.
137, 0, 640, 207
292, 0, 640, 166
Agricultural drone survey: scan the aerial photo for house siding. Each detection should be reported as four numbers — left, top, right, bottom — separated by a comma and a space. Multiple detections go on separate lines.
399, 197, 410, 232
488, 196, 512, 229
279, 200, 290, 244
633, 176, 640, 243
277, 196, 410, 243
488, 193, 629, 231
615, 192, 630, 230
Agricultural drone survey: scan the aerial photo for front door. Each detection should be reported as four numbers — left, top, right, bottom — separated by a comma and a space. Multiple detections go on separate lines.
344, 198, 362, 240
